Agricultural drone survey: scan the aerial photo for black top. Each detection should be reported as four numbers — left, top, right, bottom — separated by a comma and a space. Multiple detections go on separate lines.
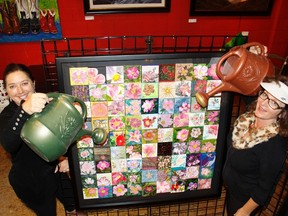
0, 101, 59, 204
223, 132, 287, 206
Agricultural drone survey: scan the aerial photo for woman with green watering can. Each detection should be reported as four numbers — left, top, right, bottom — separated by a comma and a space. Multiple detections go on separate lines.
0, 63, 83, 216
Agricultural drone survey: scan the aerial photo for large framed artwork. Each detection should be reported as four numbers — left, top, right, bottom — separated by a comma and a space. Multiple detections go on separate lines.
84, 0, 170, 14
56, 53, 233, 209
190, 0, 274, 16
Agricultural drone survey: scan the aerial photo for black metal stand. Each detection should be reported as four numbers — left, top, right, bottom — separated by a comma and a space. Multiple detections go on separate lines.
40, 35, 288, 216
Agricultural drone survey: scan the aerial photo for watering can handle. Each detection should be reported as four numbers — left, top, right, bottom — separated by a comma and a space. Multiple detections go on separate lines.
216, 51, 241, 81
46, 92, 87, 121
242, 42, 266, 56
73, 96, 87, 121
216, 42, 266, 81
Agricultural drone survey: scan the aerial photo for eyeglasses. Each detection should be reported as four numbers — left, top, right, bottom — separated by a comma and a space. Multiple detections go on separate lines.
258, 91, 284, 110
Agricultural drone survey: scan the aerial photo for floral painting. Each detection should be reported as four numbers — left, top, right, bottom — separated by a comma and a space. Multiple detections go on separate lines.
68, 60, 222, 201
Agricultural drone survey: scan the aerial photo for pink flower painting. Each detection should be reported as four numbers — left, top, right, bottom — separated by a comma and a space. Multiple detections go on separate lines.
193, 64, 208, 80
83, 188, 98, 199
207, 64, 220, 80
173, 113, 189, 127
187, 140, 201, 153
98, 187, 110, 198
127, 130, 142, 143
109, 117, 125, 130
142, 144, 157, 158
142, 99, 155, 113
88, 68, 105, 84
129, 184, 142, 195
142, 65, 159, 83
107, 84, 124, 101
80, 161, 96, 175
125, 83, 142, 99
125, 66, 141, 82
113, 184, 127, 197
91, 102, 108, 118
157, 181, 171, 193
158, 114, 173, 128
176, 128, 189, 142
70, 67, 88, 85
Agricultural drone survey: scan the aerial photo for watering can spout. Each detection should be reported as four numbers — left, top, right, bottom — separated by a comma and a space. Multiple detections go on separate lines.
195, 82, 241, 107
75, 128, 107, 146
196, 42, 275, 107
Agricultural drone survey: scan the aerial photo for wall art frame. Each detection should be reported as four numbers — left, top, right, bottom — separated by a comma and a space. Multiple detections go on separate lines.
56, 52, 233, 209
84, 0, 170, 14
190, 0, 274, 16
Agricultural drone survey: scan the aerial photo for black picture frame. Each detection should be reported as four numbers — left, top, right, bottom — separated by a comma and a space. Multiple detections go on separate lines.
84, 0, 170, 15
56, 53, 233, 209
190, 0, 274, 16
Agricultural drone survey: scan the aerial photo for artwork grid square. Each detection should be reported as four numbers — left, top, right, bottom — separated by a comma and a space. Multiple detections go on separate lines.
69, 62, 221, 199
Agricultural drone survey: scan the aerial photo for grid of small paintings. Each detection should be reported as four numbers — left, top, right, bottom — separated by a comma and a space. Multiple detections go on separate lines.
69, 62, 222, 199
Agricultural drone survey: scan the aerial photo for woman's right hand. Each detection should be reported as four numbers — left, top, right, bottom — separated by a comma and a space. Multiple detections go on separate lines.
22, 93, 50, 115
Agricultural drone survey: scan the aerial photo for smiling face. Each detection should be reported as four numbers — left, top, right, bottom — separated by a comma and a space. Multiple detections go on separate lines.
254, 91, 285, 125
5, 70, 35, 106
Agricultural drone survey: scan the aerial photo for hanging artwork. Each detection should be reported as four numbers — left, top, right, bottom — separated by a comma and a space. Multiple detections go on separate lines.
190, 0, 274, 16
0, 0, 62, 43
84, 0, 170, 14
56, 53, 232, 209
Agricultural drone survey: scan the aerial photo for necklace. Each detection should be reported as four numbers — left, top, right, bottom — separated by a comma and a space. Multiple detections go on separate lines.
242, 121, 256, 138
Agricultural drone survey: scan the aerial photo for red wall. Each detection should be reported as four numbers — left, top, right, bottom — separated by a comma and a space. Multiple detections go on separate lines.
1, 0, 288, 76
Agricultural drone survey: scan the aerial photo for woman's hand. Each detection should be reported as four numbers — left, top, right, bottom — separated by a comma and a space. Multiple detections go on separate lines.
234, 207, 250, 216
22, 93, 50, 115
54, 157, 70, 173
234, 198, 258, 216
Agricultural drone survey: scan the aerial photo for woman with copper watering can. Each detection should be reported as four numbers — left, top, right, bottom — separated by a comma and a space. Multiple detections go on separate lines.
223, 75, 288, 215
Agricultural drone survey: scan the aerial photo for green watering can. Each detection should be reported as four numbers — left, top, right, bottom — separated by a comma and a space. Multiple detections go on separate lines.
20, 93, 107, 162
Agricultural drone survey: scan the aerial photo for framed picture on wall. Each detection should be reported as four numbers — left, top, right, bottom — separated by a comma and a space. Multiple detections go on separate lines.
190, 0, 274, 16
84, 0, 170, 14
56, 53, 233, 209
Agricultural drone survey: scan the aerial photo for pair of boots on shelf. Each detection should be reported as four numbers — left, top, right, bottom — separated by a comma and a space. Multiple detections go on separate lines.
40, 9, 58, 34
0, 0, 20, 35
16, 0, 40, 34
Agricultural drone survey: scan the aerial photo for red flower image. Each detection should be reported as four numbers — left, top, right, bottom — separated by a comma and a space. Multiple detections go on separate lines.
116, 134, 126, 146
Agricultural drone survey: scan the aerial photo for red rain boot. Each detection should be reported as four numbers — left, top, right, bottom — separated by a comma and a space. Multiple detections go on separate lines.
47, 9, 57, 34
40, 9, 49, 33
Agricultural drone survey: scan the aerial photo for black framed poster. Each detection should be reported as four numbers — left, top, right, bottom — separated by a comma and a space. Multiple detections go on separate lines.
190, 0, 274, 16
56, 53, 233, 209
84, 0, 170, 14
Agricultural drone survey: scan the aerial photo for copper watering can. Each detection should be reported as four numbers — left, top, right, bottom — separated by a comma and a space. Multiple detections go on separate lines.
20, 93, 107, 162
195, 42, 275, 107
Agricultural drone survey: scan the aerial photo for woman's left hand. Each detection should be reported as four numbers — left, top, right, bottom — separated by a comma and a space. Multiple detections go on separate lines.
54, 157, 70, 173
234, 207, 250, 216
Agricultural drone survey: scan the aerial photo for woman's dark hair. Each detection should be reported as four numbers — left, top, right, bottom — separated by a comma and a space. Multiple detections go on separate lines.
3, 63, 35, 88
247, 75, 288, 137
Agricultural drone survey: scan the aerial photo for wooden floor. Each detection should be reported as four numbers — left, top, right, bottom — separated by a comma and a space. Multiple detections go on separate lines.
0, 144, 287, 216
0, 145, 67, 216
